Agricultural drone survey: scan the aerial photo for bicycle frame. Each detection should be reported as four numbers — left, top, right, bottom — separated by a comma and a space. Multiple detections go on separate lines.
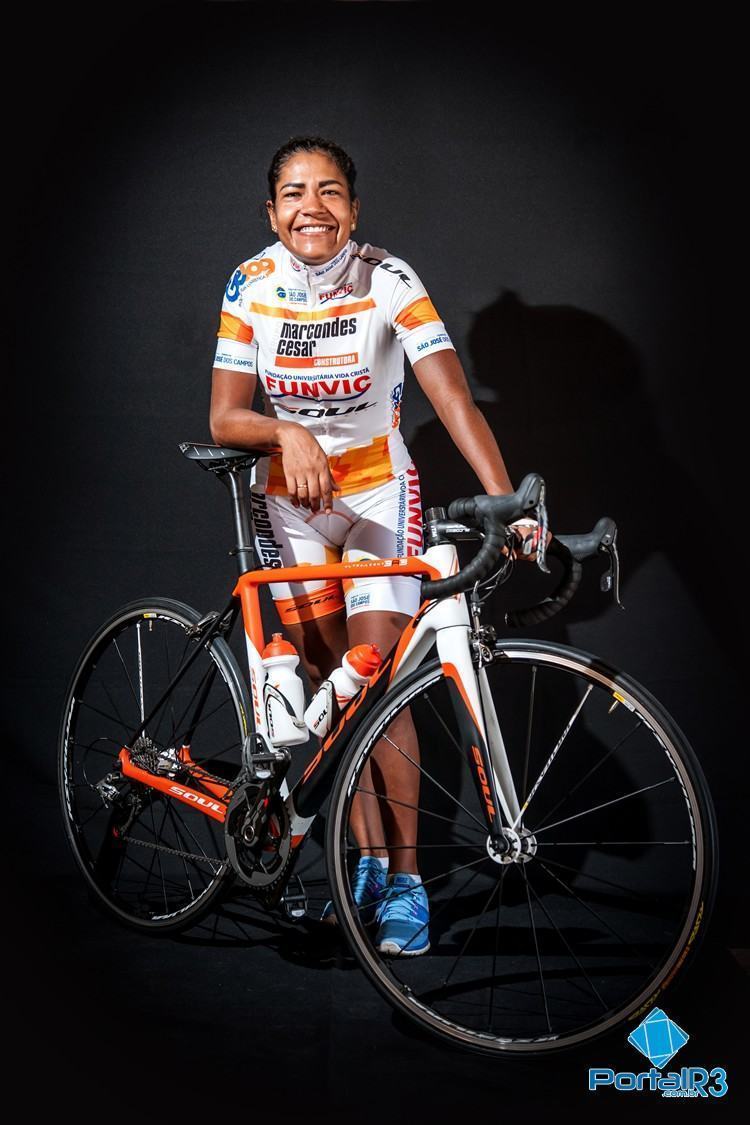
118, 541, 523, 856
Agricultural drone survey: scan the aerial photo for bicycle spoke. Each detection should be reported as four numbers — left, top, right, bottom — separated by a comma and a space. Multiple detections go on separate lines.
381, 732, 487, 833
163, 625, 178, 747
537, 839, 691, 847
165, 802, 199, 898
70, 737, 124, 755
354, 786, 485, 836
100, 675, 136, 737
423, 692, 471, 766
521, 665, 537, 804
345, 842, 482, 851
165, 800, 220, 869
524, 870, 609, 1012
532, 719, 643, 832
443, 873, 503, 987
156, 662, 222, 749
513, 685, 593, 829
535, 859, 660, 973
520, 865, 552, 1034
76, 698, 132, 731
538, 854, 663, 903
136, 622, 145, 722
532, 777, 677, 836
113, 637, 141, 716
488, 867, 507, 1030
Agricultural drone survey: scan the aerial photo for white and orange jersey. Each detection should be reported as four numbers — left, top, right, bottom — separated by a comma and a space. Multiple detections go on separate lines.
213, 239, 455, 496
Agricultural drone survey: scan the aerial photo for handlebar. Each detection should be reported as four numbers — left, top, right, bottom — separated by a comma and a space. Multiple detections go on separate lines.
420, 473, 621, 626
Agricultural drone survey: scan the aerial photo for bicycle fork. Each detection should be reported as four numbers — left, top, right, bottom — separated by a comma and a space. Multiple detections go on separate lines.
436, 624, 526, 860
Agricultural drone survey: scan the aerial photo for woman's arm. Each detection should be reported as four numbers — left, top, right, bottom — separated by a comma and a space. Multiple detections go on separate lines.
411, 348, 514, 495
210, 368, 337, 513
412, 348, 548, 559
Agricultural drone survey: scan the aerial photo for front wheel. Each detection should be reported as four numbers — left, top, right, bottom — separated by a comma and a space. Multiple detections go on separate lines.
326, 640, 718, 1056
58, 598, 250, 933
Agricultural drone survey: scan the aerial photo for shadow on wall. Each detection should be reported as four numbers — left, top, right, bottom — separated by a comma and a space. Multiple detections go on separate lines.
409, 290, 723, 653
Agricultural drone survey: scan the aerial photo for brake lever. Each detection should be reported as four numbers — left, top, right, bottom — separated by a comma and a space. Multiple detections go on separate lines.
534, 481, 551, 575
599, 524, 624, 609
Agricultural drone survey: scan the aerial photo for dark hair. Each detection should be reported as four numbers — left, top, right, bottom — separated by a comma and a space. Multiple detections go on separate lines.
267, 136, 357, 201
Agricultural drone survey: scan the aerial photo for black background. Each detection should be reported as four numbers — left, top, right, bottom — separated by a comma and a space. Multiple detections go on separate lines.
8, 3, 746, 1118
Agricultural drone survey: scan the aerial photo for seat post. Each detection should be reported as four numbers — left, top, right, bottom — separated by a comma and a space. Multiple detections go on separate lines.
219, 469, 257, 576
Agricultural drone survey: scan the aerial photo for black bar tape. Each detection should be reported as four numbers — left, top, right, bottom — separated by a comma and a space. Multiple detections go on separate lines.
505, 538, 582, 628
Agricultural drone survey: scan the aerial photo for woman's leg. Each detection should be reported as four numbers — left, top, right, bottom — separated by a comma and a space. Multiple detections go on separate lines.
283, 612, 389, 863
347, 609, 421, 876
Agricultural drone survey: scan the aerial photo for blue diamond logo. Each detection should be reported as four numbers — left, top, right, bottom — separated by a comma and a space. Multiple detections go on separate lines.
628, 1008, 689, 1069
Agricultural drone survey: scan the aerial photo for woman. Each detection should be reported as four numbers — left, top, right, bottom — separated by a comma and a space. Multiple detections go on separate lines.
210, 136, 544, 955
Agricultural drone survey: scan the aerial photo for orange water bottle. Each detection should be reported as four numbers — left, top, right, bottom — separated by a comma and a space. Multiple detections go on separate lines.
303, 644, 382, 738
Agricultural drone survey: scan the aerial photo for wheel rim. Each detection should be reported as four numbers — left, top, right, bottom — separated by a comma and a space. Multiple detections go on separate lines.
60, 607, 247, 927
330, 647, 712, 1053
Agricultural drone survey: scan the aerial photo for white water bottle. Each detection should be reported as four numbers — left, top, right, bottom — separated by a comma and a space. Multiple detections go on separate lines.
262, 634, 308, 747
304, 644, 383, 739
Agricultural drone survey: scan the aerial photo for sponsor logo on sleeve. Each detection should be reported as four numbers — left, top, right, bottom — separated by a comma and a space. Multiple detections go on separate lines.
390, 381, 403, 428
416, 333, 452, 353
226, 257, 275, 302
214, 349, 255, 371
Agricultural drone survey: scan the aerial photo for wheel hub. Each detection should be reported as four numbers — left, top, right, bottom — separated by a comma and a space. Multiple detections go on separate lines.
486, 826, 538, 864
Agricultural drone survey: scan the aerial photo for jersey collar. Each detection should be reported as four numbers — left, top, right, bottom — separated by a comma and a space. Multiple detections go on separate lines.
282, 240, 355, 289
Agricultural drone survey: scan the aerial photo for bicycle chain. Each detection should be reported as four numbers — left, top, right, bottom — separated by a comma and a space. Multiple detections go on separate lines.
120, 833, 228, 869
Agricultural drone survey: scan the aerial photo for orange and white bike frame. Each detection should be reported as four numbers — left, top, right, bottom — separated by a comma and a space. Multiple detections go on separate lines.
120, 541, 523, 847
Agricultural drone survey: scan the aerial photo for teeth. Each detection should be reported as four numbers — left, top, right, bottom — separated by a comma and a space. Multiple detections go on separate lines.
299, 226, 332, 233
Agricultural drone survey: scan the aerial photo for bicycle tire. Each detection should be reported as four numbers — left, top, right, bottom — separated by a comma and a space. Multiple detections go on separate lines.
326, 640, 718, 1056
58, 597, 251, 933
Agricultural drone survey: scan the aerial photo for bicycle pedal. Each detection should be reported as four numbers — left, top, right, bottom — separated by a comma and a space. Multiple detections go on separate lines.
243, 734, 290, 780
281, 876, 308, 922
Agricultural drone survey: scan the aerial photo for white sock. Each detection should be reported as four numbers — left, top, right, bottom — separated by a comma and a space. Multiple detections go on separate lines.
360, 855, 389, 870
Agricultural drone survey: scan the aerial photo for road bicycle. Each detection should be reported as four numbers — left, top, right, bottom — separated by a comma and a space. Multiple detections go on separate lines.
58, 443, 718, 1056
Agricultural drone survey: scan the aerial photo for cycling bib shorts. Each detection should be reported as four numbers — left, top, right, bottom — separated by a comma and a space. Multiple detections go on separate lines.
213, 238, 454, 620
250, 463, 423, 623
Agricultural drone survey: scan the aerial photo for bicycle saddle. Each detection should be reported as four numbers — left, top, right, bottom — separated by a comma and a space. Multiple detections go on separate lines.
179, 442, 274, 474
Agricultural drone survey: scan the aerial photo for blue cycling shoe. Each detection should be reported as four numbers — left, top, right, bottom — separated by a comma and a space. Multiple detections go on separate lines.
321, 856, 388, 925
375, 873, 430, 956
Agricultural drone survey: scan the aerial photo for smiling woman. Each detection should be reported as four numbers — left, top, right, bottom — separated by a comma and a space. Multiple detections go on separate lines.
267, 137, 360, 265
208, 134, 544, 956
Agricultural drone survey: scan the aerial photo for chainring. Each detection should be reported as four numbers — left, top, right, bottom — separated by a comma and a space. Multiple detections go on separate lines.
224, 780, 295, 900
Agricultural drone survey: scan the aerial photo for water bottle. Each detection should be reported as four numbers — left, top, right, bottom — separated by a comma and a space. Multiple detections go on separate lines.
261, 633, 308, 746
304, 643, 383, 739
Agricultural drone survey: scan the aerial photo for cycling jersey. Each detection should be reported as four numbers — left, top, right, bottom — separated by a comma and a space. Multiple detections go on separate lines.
213, 238, 452, 621
213, 238, 455, 496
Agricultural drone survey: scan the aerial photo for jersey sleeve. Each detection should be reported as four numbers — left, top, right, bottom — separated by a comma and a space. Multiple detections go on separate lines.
385, 256, 456, 366
212, 265, 258, 374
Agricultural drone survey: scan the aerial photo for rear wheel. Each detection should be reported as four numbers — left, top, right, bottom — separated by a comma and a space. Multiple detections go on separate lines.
58, 598, 250, 932
327, 641, 718, 1055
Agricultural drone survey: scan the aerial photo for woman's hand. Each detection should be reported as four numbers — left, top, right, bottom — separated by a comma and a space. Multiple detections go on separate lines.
506, 522, 553, 563
278, 422, 338, 513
